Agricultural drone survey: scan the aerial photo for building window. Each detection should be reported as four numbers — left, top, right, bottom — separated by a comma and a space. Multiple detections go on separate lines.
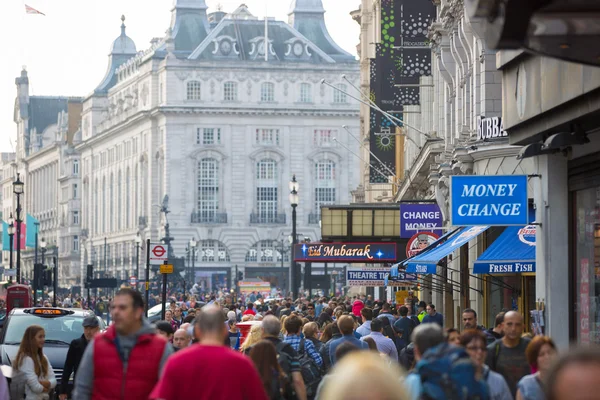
126, 168, 131, 229
200, 240, 230, 262
255, 129, 280, 146
198, 159, 219, 223
196, 128, 221, 145
73, 236, 79, 253
315, 160, 336, 214
187, 81, 202, 100
72, 183, 78, 199
261, 82, 275, 102
245, 240, 290, 263
117, 171, 122, 231
300, 83, 312, 103
256, 187, 278, 222
73, 211, 79, 225
256, 159, 277, 180
313, 129, 334, 146
223, 81, 238, 101
73, 159, 79, 175
109, 174, 114, 232
333, 83, 348, 103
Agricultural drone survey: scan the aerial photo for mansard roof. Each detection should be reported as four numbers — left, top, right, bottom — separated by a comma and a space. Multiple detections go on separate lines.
28, 97, 69, 135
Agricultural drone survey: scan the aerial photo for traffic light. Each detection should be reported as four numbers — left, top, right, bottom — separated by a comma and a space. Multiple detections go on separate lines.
43, 268, 53, 287
86, 264, 94, 287
33, 263, 44, 289
237, 271, 243, 281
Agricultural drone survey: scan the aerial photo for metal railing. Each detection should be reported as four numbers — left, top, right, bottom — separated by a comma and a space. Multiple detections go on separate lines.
191, 212, 228, 224
308, 213, 321, 225
250, 213, 286, 224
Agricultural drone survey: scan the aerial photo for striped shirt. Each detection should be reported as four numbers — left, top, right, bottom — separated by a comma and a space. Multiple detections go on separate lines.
361, 332, 398, 361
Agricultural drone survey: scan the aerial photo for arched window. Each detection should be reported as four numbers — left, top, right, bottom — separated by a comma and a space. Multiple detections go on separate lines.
300, 83, 312, 103
223, 81, 238, 101
134, 164, 138, 224
197, 158, 219, 223
200, 240, 230, 262
117, 171, 122, 231
255, 159, 278, 223
314, 160, 336, 214
187, 81, 202, 100
126, 168, 131, 229
245, 240, 290, 263
333, 83, 348, 103
261, 82, 275, 102
109, 173, 114, 232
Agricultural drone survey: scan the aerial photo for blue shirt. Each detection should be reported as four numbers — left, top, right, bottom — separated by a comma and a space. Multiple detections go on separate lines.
328, 334, 369, 365
356, 321, 372, 337
404, 372, 422, 400
315, 303, 324, 317
284, 334, 323, 367
422, 312, 443, 327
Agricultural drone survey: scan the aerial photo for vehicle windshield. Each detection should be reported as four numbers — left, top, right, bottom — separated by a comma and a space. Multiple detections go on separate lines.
4, 315, 85, 344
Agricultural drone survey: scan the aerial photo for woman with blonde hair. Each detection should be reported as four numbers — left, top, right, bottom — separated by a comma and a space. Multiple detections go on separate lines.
318, 351, 408, 400
240, 323, 264, 355
14, 325, 56, 399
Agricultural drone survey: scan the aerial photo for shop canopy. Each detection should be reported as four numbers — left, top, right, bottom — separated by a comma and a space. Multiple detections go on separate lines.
473, 225, 536, 274
405, 226, 490, 274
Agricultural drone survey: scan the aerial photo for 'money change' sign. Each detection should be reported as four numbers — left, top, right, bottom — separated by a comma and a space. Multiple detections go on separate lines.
450, 175, 528, 226
400, 203, 443, 238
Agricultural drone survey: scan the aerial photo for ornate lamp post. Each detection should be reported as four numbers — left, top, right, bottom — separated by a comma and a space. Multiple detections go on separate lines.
135, 233, 142, 291
289, 175, 299, 298
7, 214, 14, 272
13, 174, 24, 284
189, 238, 197, 287
40, 238, 47, 266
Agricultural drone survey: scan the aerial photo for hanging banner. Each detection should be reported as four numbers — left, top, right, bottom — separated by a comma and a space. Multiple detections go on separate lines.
450, 175, 529, 226
400, 203, 443, 237
406, 232, 439, 257
294, 243, 397, 263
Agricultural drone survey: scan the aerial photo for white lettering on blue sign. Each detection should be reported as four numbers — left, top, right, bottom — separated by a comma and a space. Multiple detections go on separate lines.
415, 265, 428, 273
487, 263, 534, 273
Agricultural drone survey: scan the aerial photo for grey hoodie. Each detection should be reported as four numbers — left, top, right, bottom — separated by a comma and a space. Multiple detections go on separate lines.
72, 319, 172, 400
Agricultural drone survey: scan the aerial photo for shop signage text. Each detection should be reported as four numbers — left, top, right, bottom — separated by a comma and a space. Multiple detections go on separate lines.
400, 203, 443, 238
294, 243, 397, 262
476, 262, 535, 274
347, 267, 411, 287
477, 116, 507, 141
450, 175, 528, 226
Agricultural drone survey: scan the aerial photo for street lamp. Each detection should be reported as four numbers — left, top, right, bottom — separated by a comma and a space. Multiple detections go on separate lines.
135, 233, 142, 291
189, 238, 197, 287
289, 175, 299, 298
13, 173, 24, 284
7, 214, 14, 271
40, 238, 47, 266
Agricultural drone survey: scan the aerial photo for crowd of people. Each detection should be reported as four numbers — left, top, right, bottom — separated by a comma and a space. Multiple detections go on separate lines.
3, 289, 600, 399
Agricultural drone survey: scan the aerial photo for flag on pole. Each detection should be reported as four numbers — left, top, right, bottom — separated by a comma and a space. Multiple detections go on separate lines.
2, 221, 9, 252
25, 4, 45, 15
26, 214, 38, 248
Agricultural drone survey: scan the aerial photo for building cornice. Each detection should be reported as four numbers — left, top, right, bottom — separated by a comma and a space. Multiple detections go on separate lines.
466, 141, 521, 162
395, 139, 445, 201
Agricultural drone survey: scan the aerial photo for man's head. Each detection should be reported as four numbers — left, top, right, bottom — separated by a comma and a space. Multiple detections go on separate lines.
111, 288, 145, 335
546, 347, 600, 400
337, 315, 355, 335
262, 315, 281, 338
462, 308, 478, 330
306, 303, 315, 315
155, 321, 174, 340
494, 312, 505, 332
381, 303, 391, 312
247, 302, 254, 310
174, 307, 182, 319
284, 314, 303, 335
399, 306, 408, 317
426, 303, 436, 315
173, 328, 191, 349
360, 307, 373, 322
370, 318, 383, 333
411, 323, 444, 360
503, 311, 524, 341
418, 301, 427, 312
194, 305, 227, 343
82, 316, 100, 341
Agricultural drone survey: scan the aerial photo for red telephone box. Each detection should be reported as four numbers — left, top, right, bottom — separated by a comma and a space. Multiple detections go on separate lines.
6, 284, 33, 314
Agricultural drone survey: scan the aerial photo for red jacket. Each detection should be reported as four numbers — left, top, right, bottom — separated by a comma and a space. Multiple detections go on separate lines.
92, 324, 167, 400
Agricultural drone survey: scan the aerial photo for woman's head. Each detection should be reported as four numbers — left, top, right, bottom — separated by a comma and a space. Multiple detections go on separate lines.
320, 323, 333, 343
526, 336, 557, 373
165, 310, 173, 321
249, 340, 284, 385
15, 325, 48, 376
445, 328, 460, 346
303, 322, 319, 340
459, 330, 488, 368
240, 324, 264, 351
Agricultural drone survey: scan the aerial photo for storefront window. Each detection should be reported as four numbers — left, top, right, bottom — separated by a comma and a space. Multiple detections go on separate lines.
487, 276, 520, 328
574, 187, 600, 345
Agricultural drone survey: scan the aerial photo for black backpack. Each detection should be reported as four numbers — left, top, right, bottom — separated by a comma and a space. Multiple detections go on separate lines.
297, 339, 323, 399
275, 342, 298, 400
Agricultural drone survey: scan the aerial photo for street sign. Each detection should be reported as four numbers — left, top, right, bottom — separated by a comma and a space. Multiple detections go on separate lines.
87, 278, 118, 289
129, 276, 137, 286
160, 264, 174, 274
150, 244, 168, 265
4, 269, 16, 277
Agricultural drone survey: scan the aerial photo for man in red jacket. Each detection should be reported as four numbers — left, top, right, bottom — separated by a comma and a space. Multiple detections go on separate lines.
151, 305, 268, 400
73, 288, 172, 400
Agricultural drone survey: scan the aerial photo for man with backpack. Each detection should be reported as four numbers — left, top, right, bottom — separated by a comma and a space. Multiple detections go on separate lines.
262, 315, 307, 400
283, 315, 323, 399
394, 306, 417, 345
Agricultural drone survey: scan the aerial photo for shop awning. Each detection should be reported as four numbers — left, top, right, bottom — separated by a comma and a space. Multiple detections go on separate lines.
473, 225, 536, 274
406, 226, 490, 274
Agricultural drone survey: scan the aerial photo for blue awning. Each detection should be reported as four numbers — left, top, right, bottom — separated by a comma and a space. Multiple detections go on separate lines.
473, 225, 536, 274
406, 226, 490, 274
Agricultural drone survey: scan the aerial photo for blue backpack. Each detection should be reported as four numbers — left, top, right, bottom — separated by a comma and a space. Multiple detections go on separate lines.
415, 343, 489, 400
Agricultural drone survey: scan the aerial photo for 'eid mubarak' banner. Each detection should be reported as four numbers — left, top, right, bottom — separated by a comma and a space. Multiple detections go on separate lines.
293, 243, 397, 263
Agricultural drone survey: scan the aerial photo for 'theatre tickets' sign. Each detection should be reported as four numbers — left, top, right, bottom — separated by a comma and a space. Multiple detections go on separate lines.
294, 243, 397, 263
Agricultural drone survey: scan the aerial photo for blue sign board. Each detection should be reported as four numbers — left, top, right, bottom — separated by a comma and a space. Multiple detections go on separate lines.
473, 225, 536, 274
294, 243, 397, 263
347, 267, 411, 287
400, 203, 443, 238
450, 175, 528, 226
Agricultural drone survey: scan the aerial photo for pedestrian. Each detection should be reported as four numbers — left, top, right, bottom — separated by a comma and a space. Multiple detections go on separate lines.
416, 301, 427, 322
356, 307, 373, 337
377, 302, 395, 325
486, 312, 505, 344
317, 351, 408, 400
173, 307, 183, 327
327, 315, 368, 366
150, 305, 268, 400
445, 328, 460, 345
58, 316, 100, 400
544, 347, 600, 400
155, 320, 175, 342
394, 306, 417, 345
302, 322, 322, 352
319, 323, 340, 373
516, 336, 557, 400
360, 318, 398, 362
486, 311, 531, 398
172, 328, 191, 351
240, 323, 264, 355
462, 308, 496, 344
13, 325, 56, 400
262, 315, 307, 400
422, 303, 443, 327
403, 324, 445, 399
244, 302, 257, 316
351, 299, 364, 319
459, 329, 512, 400
227, 319, 242, 351
317, 307, 333, 327
73, 288, 172, 400
250, 340, 290, 400
284, 315, 323, 367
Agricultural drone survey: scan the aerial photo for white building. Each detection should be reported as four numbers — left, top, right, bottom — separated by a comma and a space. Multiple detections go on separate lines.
76, 0, 360, 291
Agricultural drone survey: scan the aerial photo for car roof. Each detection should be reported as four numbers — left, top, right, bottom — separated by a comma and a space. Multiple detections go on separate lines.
10, 307, 93, 317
